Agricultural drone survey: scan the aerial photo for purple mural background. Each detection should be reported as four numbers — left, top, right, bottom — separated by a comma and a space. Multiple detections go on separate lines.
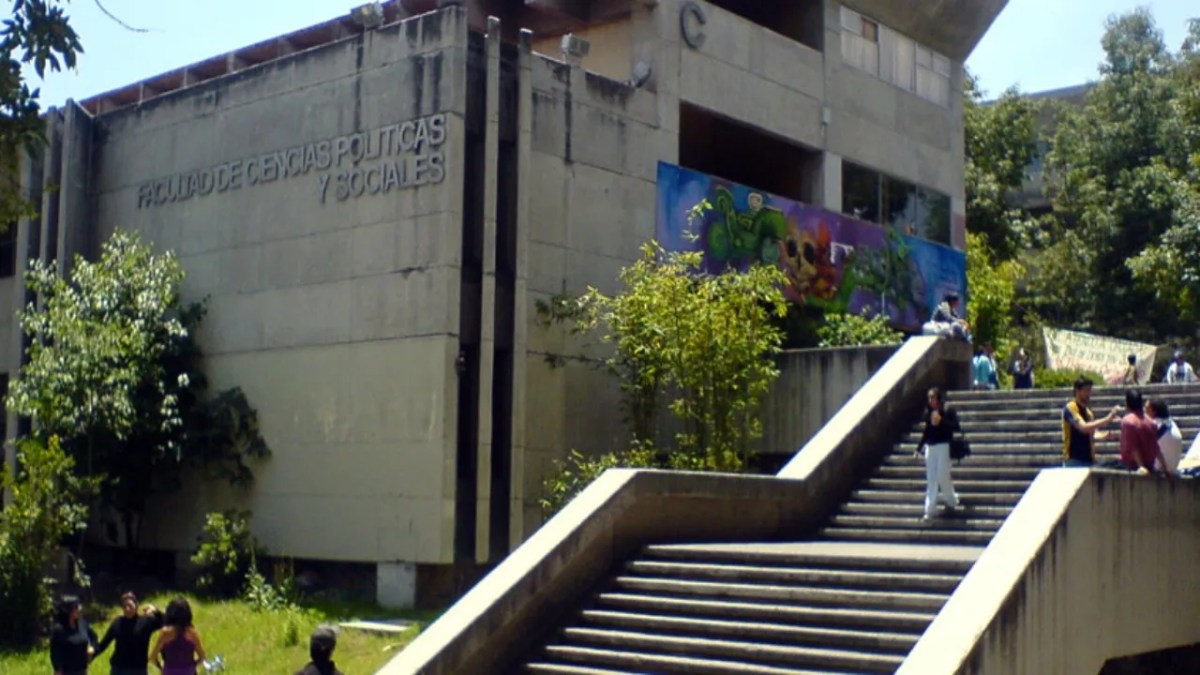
655, 162, 967, 330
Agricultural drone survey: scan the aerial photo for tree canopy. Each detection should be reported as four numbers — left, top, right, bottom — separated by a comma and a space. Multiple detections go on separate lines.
967, 9, 1200, 354
1, 0, 82, 222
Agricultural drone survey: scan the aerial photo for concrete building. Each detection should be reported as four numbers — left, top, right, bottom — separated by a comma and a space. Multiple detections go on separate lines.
4, 0, 1004, 607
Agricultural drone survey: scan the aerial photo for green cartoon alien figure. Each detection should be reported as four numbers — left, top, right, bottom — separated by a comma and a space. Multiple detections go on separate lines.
706, 186, 788, 267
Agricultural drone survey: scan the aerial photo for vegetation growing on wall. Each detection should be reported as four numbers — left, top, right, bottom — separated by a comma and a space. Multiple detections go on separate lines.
815, 308, 904, 348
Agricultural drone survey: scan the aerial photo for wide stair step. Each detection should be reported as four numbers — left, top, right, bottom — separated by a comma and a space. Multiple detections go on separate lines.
521, 543, 976, 674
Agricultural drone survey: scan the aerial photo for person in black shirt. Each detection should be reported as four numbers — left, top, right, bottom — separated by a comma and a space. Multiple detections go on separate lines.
94, 592, 163, 675
50, 595, 97, 675
295, 625, 345, 675
916, 387, 961, 522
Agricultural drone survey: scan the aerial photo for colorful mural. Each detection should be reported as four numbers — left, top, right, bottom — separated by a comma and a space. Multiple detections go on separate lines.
655, 162, 967, 331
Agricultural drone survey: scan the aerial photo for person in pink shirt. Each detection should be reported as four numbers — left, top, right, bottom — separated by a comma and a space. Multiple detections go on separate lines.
1117, 390, 1166, 474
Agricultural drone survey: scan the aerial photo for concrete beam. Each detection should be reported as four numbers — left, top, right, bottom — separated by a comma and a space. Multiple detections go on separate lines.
842, 0, 1008, 61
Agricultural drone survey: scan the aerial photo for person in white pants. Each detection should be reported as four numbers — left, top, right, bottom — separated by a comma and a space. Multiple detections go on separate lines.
916, 387, 961, 522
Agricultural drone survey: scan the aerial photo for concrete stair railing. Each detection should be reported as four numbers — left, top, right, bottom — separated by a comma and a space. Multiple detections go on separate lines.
381, 336, 970, 674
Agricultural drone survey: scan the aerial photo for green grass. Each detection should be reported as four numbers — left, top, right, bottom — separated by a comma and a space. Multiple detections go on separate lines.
0, 593, 435, 674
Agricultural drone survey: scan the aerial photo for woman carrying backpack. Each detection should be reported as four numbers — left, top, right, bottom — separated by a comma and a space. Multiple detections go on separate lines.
916, 387, 962, 522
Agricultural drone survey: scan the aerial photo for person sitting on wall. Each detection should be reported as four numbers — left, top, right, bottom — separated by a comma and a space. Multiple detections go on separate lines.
1106, 389, 1168, 475
1145, 398, 1183, 475
923, 292, 971, 342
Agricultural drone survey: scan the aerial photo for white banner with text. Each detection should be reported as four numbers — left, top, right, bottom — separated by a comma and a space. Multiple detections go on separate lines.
1042, 327, 1158, 385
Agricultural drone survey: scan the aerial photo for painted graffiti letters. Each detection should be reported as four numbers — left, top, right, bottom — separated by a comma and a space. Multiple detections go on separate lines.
136, 112, 448, 209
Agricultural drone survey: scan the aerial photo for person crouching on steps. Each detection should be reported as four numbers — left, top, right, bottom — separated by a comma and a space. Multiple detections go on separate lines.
916, 387, 961, 522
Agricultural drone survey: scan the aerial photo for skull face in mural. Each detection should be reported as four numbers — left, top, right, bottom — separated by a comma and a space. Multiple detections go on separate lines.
705, 186, 788, 267
779, 220, 839, 303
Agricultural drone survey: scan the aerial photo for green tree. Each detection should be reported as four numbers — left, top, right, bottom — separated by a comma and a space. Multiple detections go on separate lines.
1, 0, 83, 222
1046, 8, 1197, 339
0, 436, 99, 647
963, 72, 1040, 259
7, 230, 269, 550
966, 232, 1024, 351
540, 239, 788, 472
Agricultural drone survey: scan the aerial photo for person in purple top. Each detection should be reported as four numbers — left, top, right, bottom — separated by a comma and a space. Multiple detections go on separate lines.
149, 598, 205, 675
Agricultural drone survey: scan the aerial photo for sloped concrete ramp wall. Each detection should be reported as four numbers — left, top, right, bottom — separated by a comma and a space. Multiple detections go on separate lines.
900, 470, 1200, 675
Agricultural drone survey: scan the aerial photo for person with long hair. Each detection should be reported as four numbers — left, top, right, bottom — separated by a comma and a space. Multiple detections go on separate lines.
50, 595, 98, 675
916, 387, 961, 522
148, 598, 205, 675
94, 592, 163, 675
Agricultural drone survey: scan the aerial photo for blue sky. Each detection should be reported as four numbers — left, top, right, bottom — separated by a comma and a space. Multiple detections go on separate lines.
30, 0, 1200, 107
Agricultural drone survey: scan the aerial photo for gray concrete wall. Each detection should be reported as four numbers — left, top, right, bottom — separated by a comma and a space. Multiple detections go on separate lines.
762, 344, 899, 456
900, 470, 1200, 675
518, 37, 674, 539
88, 9, 471, 565
384, 336, 971, 674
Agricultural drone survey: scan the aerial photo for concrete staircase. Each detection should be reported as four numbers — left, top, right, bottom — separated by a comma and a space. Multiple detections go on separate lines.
519, 384, 1200, 674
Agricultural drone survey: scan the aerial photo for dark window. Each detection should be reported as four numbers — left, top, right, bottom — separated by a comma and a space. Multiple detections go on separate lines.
706, 0, 824, 52
842, 162, 880, 223
843, 162, 952, 245
0, 222, 15, 278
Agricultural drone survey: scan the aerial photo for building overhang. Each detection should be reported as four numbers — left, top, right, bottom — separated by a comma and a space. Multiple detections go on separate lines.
841, 0, 1008, 61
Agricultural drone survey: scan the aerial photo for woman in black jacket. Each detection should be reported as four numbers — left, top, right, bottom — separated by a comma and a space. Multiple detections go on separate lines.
50, 595, 97, 675
94, 592, 163, 675
916, 387, 962, 522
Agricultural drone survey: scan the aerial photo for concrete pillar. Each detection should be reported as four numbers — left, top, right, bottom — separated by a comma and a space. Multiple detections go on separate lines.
376, 561, 417, 610
818, 151, 843, 212
3, 120, 47, 490
473, 16, 502, 564
951, 196, 967, 251
57, 101, 93, 274
508, 29, 534, 550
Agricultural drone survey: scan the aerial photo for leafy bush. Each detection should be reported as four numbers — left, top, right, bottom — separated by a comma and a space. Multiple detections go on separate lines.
191, 510, 257, 597
538, 234, 788, 473
1034, 368, 1107, 390
540, 443, 659, 517
0, 437, 99, 647
817, 309, 904, 347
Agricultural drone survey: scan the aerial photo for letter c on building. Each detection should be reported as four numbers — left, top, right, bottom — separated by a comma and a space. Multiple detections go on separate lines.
681, 1, 706, 49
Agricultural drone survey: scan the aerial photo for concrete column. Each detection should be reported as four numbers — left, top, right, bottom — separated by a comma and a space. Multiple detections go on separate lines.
37, 111, 62, 267
3, 123, 47, 491
473, 16, 502, 564
56, 101, 93, 274
508, 29, 534, 550
376, 561, 417, 610
818, 151, 843, 212
951, 196, 967, 251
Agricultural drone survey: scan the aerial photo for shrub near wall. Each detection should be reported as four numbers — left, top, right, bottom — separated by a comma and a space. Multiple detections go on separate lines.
1034, 368, 1107, 389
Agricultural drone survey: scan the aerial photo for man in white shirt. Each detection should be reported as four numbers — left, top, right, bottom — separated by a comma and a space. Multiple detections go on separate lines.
1145, 398, 1183, 473
1164, 351, 1198, 384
